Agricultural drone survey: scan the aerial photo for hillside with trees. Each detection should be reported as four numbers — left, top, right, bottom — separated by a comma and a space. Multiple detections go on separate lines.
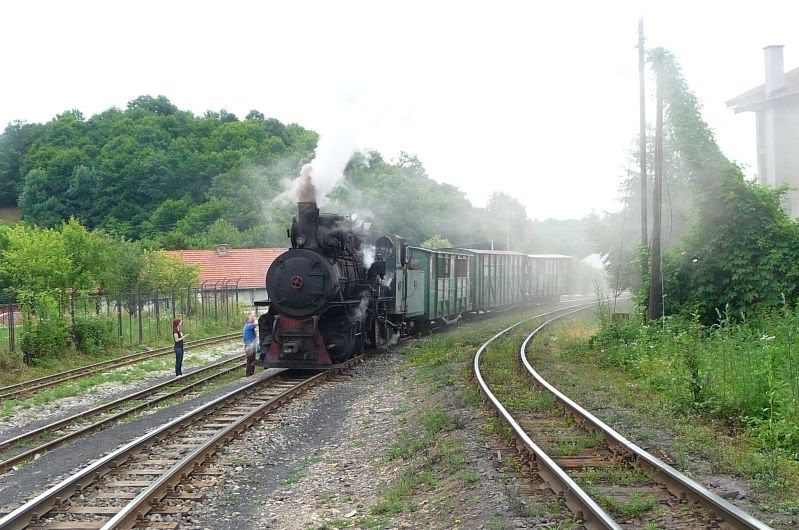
0, 95, 594, 257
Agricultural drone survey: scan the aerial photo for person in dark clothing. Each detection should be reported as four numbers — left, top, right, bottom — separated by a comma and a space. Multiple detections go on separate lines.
173, 319, 187, 376
243, 316, 258, 376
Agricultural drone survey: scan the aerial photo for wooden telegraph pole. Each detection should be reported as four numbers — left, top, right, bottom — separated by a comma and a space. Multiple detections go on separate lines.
638, 19, 648, 281
647, 59, 664, 320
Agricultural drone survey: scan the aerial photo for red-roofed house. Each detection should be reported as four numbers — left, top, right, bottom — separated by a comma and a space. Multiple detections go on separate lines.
164, 245, 287, 305
728, 45, 799, 215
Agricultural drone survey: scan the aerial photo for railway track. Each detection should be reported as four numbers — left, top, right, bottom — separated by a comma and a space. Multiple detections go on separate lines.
474, 305, 772, 530
0, 354, 365, 530
0, 301, 591, 529
0, 334, 240, 402
0, 354, 246, 473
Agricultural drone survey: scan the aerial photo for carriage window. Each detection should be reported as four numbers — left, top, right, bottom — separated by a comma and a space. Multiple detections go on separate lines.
439, 255, 451, 278
455, 256, 468, 277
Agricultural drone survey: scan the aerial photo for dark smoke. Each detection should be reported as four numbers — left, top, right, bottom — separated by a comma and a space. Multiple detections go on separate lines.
297, 164, 317, 203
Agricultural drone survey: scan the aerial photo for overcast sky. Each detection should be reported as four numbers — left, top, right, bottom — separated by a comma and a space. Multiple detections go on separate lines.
1, 1, 796, 220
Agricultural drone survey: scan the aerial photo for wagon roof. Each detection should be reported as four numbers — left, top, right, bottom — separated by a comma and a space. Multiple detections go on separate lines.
528, 254, 572, 259
454, 248, 528, 256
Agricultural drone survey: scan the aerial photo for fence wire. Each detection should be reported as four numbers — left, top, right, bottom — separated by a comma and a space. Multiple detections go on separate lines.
0, 285, 264, 356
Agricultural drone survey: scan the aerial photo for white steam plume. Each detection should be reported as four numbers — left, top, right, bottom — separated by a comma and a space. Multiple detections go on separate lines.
361, 245, 376, 269
283, 128, 356, 206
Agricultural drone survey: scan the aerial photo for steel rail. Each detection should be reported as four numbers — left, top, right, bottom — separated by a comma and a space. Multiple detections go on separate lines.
0, 301, 591, 529
0, 333, 240, 401
520, 309, 773, 530
100, 369, 332, 529
0, 370, 293, 530
473, 304, 620, 530
0, 354, 246, 472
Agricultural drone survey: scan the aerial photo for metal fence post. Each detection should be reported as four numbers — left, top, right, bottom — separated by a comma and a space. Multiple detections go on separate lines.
8, 302, 15, 354
213, 281, 219, 321
155, 290, 160, 336
70, 291, 76, 329
128, 293, 133, 344
117, 296, 123, 346
171, 289, 176, 321
136, 290, 143, 344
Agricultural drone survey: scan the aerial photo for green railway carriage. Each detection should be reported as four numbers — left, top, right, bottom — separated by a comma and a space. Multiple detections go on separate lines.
406, 246, 472, 321
373, 236, 573, 339
453, 249, 528, 312
528, 254, 573, 301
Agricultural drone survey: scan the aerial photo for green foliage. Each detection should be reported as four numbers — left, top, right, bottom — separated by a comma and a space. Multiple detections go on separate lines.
2, 94, 592, 255
3, 95, 316, 239
1, 224, 71, 292
592, 47, 799, 321
0, 218, 199, 296
589, 307, 799, 456
19, 292, 71, 365
72, 315, 116, 354
421, 235, 451, 249
0, 121, 44, 206
665, 180, 799, 321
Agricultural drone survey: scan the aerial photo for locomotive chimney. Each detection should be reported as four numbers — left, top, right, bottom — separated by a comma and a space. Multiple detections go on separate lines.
296, 201, 320, 249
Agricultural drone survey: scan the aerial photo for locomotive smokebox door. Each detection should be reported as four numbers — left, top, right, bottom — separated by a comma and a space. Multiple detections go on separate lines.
266, 248, 339, 317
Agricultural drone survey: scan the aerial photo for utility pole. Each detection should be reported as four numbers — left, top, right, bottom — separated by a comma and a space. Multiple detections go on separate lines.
647, 60, 663, 320
638, 19, 648, 281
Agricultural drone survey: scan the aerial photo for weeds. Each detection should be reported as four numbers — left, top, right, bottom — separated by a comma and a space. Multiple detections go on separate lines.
587, 306, 799, 457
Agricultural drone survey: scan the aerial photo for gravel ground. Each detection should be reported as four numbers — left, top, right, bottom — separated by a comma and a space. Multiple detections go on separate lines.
181, 349, 576, 530
0, 340, 242, 438
0, 364, 276, 512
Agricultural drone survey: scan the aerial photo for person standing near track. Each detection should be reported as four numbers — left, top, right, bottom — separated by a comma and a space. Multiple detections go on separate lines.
243, 315, 258, 376
173, 319, 187, 376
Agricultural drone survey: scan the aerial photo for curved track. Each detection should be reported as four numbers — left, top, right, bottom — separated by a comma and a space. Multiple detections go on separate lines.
474, 305, 772, 530
0, 334, 240, 401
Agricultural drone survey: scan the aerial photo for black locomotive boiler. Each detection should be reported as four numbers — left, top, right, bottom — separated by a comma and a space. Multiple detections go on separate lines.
257, 201, 379, 368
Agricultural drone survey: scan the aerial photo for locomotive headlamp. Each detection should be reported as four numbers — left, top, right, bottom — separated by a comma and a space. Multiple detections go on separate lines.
296, 234, 306, 247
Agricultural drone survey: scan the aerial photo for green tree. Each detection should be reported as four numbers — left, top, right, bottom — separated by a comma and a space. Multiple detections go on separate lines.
421, 235, 452, 249
0, 121, 43, 206
1, 224, 72, 293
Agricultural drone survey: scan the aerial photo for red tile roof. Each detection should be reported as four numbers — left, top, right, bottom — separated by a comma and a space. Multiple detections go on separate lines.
163, 248, 287, 288
727, 66, 799, 112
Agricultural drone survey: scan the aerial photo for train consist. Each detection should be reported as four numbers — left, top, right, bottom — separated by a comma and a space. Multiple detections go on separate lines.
257, 200, 572, 369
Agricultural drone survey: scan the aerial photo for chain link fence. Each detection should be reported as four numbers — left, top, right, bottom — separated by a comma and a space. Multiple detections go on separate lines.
0, 284, 264, 357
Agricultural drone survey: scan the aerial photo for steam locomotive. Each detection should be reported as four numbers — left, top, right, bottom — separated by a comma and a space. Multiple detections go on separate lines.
256, 200, 572, 369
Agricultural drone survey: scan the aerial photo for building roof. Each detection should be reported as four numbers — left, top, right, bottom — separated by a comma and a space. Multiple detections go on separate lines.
727, 66, 799, 112
163, 247, 287, 288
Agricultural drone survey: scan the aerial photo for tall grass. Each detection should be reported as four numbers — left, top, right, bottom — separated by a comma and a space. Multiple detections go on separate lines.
589, 305, 799, 456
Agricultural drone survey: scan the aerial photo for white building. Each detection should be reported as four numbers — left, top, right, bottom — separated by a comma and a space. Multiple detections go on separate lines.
727, 45, 799, 215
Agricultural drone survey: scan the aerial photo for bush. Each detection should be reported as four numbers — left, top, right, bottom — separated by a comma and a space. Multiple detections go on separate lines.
20, 293, 71, 365
73, 316, 116, 354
